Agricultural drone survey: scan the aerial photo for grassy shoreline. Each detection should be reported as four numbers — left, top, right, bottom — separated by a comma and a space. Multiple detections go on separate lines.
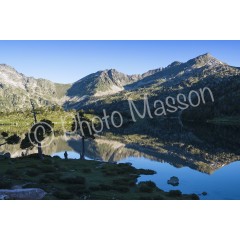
0, 110, 74, 134
0, 154, 199, 200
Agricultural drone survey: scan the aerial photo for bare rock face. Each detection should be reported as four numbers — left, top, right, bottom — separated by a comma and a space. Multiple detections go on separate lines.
0, 188, 46, 200
0, 64, 71, 112
1, 53, 240, 114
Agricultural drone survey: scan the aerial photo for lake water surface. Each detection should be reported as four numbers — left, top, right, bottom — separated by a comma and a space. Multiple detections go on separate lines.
1, 121, 240, 200
53, 150, 240, 200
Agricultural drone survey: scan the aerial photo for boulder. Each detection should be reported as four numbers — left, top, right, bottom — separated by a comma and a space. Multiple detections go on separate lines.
0, 188, 46, 200
0, 152, 11, 160
167, 176, 179, 186
0, 194, 9, 200
4, 152, 11, 159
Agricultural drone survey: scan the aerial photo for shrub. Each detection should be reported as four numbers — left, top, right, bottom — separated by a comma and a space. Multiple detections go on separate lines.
98, 184, 112, 191
66, 185, 88, 196
102, 163, 137, 176
53, 191, 74, 200
117, 163, 136, 174
42, 158, 54, 165
89, 186, 101, 191
138, 196, 152, 200
0, 180, 12, 189
103, 170, 115, 176
39, 173, 61, 183
60, 176, 86, 185
138, 182, 154, 193
28, 163, 39, 168
113, 186, 130, 193
39, 165, 56, 173
26, 169, 40, 177
39, 177, 52, 184
138, 169, 156, 175
153, 195, 165, 200
144, 181, 156, 188
5, 168, 22, 179
22, 183, 44, 189
191, 194, 200, 200
112, 178, 136, 187
82, 168, 92, 173
168, 190, 182, 197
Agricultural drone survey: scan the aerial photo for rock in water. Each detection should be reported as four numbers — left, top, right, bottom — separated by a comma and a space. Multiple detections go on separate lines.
0, 188, 46, 200
0, 152, 11, 160
4, 152, 11, 159
167, 176, 179, 186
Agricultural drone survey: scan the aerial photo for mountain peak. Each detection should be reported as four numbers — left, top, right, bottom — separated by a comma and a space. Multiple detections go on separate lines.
187, 53, 223, 67
0, 64, 25, 86
200, 52, 212, 57
196, 52, 215, 60
0, 63, 20, 73
99, 68, 128, 80
107, 68, 118, 73
167, 61, 182, 68
102, 68, 122, 75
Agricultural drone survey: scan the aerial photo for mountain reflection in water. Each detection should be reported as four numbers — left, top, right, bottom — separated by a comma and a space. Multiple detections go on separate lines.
1, 121, 240, 199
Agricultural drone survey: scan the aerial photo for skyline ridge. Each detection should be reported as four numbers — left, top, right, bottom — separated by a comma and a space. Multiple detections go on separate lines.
0, 52, 235, 85
0, 40, 240, 83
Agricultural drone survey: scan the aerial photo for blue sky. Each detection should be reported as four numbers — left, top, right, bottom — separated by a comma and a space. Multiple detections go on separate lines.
0, 40, 239, 83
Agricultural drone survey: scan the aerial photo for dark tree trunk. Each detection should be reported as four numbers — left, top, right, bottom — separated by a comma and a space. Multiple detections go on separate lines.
30, 99, 44, 160
38, 142, 43, 160
80, 137, 85, 160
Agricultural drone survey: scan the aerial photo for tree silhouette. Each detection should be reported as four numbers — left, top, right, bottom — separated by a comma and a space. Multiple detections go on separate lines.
71, 110, 95, 160
0, 132, 21, 147
20, 119, 54, 159
29, 99, 44, 159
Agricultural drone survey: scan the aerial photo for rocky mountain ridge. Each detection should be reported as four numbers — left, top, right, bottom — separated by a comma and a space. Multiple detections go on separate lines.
1, 53, 240, 115
0, 64, 71, 112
